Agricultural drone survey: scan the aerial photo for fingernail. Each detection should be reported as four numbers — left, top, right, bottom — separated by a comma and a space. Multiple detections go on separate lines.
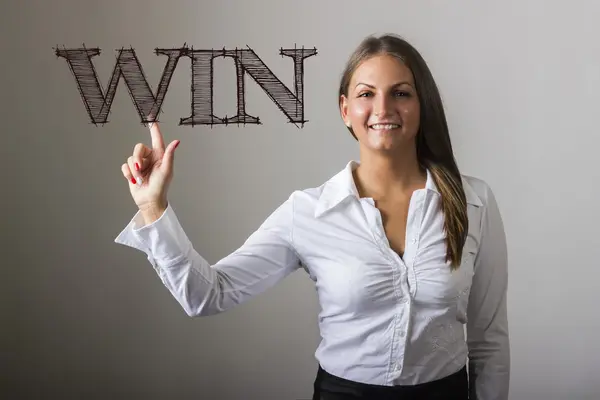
131, 177, 136, 184
137, 176, 143, 185
175, 140, 180, 149
135, 162, 140, 171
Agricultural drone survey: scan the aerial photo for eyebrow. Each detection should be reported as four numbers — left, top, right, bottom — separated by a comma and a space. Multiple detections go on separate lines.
355, 82, 413, 89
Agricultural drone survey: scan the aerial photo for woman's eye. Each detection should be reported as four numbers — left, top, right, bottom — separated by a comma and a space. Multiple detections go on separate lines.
357, 91, 410, 98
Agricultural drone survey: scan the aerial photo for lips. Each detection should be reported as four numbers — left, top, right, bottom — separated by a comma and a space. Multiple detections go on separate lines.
369, 123, 401, 130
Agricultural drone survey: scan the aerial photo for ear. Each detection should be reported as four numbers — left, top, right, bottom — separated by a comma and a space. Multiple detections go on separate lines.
339, 94, 350, 126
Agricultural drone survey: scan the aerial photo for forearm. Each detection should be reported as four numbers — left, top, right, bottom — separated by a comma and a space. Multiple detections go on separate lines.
468, 336, 510, 400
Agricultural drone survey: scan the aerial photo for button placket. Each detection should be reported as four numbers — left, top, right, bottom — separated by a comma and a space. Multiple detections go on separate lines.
406, 195, 425, 298
364, 201, 409, 307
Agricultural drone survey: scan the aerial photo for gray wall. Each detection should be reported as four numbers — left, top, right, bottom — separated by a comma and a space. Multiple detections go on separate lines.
4, 0, 600, 399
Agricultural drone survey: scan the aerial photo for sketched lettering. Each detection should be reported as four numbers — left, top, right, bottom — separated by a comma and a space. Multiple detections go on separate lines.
54, 44, 318, 127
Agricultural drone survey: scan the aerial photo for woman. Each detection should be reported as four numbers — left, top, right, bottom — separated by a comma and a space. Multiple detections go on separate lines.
116, 34, 510, 400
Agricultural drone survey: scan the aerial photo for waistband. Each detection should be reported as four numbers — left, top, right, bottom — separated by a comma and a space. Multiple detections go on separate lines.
313, 365, 468, 400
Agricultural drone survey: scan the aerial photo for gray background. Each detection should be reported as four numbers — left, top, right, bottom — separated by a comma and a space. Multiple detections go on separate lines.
3, 0, 599, 399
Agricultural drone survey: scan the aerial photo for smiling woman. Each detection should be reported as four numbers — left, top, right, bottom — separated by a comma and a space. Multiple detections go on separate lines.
338, 34, 468, 270
116, 33, 509, 400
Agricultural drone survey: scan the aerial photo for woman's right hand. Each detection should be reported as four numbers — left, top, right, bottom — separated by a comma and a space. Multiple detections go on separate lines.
121, 121, 180, 222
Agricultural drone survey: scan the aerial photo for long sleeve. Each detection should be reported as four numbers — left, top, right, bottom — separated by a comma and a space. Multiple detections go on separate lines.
466, 184, 510, 400
114, 195, 302, 316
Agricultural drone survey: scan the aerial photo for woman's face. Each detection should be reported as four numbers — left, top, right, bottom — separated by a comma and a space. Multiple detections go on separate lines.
340, 54, 421, 153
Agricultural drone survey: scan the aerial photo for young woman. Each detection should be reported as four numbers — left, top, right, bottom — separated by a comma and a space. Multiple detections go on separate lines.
116, 34, 510, 400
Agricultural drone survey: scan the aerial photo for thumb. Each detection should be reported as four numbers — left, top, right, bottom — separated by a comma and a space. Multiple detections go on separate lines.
162, 139, 180, 172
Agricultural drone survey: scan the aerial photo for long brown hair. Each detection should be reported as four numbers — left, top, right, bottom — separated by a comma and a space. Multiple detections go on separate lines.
338, 34, 468, 270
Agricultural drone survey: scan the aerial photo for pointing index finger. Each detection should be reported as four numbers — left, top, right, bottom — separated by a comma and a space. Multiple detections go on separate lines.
148, 121, 165, 150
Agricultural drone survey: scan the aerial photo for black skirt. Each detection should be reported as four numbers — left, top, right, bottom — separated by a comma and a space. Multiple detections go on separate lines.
312, 365, 468, 400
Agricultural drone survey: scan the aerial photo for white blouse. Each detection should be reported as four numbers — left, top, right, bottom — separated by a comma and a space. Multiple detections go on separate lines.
115, 160, 510, 400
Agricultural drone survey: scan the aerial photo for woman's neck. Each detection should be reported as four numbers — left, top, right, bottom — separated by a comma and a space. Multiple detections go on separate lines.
353, 148, 426, 200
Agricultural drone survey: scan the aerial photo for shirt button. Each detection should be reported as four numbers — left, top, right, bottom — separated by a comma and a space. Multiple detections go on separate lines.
412, 237, 418, 244
400, 331, 406, 337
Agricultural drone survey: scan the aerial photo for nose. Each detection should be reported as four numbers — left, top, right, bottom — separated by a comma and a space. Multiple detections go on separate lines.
373, 93, 395, 117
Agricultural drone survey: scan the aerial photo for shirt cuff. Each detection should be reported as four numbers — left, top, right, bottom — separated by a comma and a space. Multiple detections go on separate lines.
114, 203, 192, 267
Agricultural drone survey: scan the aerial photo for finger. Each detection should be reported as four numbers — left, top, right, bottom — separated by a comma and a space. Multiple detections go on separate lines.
148, 121, 165, 151
162, 139, 180, 172
127, 156, 143, 185
121, 163, 137, 185
132, 142, 152, 172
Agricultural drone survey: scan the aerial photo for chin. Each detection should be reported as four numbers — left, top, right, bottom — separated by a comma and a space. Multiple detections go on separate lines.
364, 140, 399, 153
373, 144, 399, 153
359, 128, 416, 153
366, 128, 402, 147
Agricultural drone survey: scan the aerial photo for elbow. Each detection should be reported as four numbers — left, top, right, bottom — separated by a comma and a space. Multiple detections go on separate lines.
179, 295, 229, 318
171, 274, 230, 317
468, 330, 509, 354
468, 331, 510, 369
182, 306, 201, 318
182, 305, 222, 318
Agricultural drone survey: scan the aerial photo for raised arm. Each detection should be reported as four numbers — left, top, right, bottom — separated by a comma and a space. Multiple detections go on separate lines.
115, 121, 301, 316
466, 183, 510, 400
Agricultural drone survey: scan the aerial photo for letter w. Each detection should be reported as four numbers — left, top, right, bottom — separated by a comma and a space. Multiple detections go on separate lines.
55, 46, 184, 125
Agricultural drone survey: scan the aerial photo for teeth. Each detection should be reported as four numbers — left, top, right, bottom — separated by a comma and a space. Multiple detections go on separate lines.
371, 124, 400, 129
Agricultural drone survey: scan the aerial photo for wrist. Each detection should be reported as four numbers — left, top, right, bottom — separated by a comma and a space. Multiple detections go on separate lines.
139, 201, 167, 225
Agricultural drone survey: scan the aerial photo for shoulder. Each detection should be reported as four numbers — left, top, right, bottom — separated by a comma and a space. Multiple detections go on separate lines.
290, 181, 329, 202
286, 166, 353, 221
287, 161, 355, 213
461, 173, 505, 236
287, 181, 329, 215
258, 184, 327, 232
461, 173, 498, 209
